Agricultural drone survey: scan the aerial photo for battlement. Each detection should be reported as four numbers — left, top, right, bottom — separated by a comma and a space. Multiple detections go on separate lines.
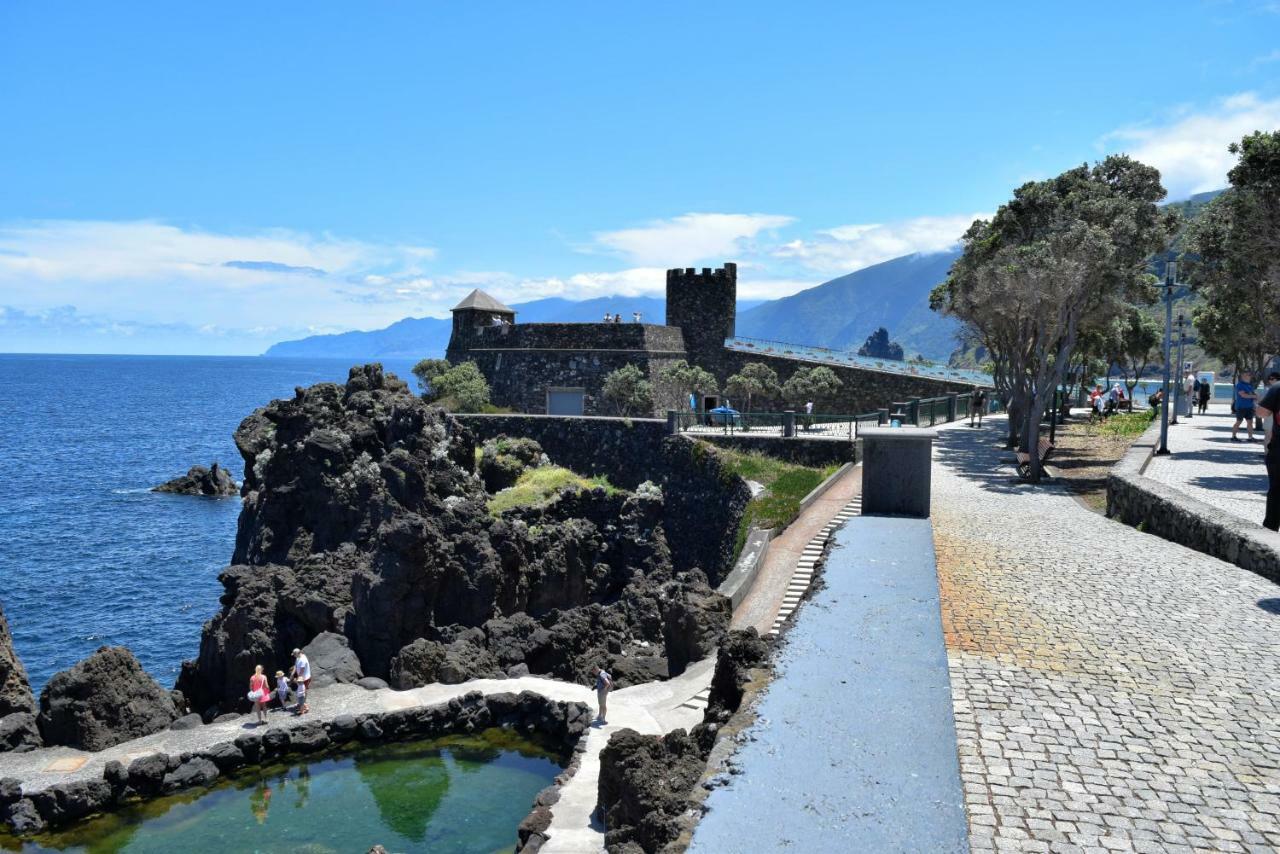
666, 263, 737, 282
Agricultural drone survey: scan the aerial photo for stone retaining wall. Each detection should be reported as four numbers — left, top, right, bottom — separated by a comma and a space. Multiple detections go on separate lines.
1106, 420, 1280, 584
693, 433, 856, 467
455, 414, 752, 585
0, 691, 589, 842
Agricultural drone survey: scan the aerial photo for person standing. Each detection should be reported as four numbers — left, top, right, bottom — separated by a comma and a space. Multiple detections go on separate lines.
1255, 377, 1280, 531
591, 665, 613, 723
248, 664, 270, 725
1233, 371, 1258, 442
291, 647, 312, 715
1183, 371, 1196, 419
1197, 376, 1212, 414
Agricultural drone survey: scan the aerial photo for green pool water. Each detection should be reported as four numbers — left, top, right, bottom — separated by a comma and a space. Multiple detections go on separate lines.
3, 730, 566, 854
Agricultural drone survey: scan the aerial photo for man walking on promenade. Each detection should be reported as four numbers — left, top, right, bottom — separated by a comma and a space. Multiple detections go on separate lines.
1255, 375, 1280, 532
1233, 371, 1258, 442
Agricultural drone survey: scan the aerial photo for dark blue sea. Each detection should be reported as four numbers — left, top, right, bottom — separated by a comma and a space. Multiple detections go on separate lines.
0, 354, 418, 696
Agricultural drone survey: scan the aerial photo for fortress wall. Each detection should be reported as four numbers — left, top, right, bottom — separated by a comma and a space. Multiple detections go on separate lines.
467, 349, 684, 415
464, 322, 685, 353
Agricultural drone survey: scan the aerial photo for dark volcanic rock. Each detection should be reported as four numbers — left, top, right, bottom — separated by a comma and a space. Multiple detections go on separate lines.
37, 647, 179, 751
478, 435, 545, 492
598, 727, 709, 853
705, 628, 769, 720
153, 462, 239, 497
302, 631, 363, 688
0, 603, 40, 754
177, 363, 735, 714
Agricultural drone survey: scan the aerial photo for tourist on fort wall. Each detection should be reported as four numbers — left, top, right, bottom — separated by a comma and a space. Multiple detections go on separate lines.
592, 665, 613, 724
1232, 371, 1258, 442
248, 664, 269, 725
1255, 375, 1280, 532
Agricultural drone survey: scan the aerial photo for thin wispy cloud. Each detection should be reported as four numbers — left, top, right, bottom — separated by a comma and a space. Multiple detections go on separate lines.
591, 213, 794, 266
1100, 92, 1280, 198
771, 214, 984, 275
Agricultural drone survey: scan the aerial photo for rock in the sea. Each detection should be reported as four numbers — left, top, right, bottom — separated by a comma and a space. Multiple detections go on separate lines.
153, 462, 239, 497
37, 646, 179, 751
302, 631, 363, 688
0, 603, 42, 753
598, 727, 709, 852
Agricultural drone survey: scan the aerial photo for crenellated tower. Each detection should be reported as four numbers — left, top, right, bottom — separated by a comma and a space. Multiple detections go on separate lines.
665, 263, 736, 373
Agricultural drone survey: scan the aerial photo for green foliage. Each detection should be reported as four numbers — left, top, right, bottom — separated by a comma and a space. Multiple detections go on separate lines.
780, 365, 842, 406
411, 358, 452, 398
1095, 412, 1152, 438
1108, 306, 1162, 395
601, 364, 654, 416
486, 466, 616, 516
654, 359, 719, 411
856, 327, 904, 360
724, 362, 779, 413
1183, 130, 1280, 375
432, 361, 492, 412
714, 446, 840, 557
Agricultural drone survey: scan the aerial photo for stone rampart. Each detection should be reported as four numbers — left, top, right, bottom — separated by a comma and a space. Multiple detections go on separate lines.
1106, 420, 1280, 583
464, 322, 686, 353
454, 415, 751, 585
694, 433, 855, 467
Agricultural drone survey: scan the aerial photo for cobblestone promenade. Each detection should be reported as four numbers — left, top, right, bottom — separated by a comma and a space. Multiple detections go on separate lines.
932, 421, 1280, 852
1143, 403, 1271, 527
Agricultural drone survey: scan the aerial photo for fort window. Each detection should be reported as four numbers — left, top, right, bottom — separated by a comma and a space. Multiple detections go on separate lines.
547, 387, 586, 416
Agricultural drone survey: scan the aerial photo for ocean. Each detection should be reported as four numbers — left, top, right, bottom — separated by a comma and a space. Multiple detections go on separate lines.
0, 354, 418, 696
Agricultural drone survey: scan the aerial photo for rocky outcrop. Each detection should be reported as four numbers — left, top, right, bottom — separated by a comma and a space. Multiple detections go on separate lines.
479, 435, 547, 492
598, 727, 714, 853
301, 632, 363, 688
704, 628, 769, 721
178, 365, 731, 717
37, 647, 179, 751
153, 462, 239, 497
0, 604, 41, 753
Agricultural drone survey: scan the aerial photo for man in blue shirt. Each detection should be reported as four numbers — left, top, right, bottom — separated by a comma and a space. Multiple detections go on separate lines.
1233, 371, 1258, 442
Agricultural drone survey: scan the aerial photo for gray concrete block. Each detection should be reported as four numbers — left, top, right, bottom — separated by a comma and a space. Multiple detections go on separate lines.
860, 427, 936, 518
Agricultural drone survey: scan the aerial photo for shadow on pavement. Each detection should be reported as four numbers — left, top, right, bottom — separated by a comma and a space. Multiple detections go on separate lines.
931, 423, 1041, 495
1188, 474, 1267, 498
1256, 598, 1280, 615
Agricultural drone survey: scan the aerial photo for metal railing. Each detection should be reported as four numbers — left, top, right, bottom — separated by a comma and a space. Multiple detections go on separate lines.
724, 335, 994, 386
670, 392, 983, 440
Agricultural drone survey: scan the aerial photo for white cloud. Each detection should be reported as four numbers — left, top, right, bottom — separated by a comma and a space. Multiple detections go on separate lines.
592, 213, 794, 266
771, 214, 983, 275
1101, 92, 1280, 198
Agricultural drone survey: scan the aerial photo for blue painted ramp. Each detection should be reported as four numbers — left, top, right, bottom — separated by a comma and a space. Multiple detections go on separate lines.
690, 516, 969, 853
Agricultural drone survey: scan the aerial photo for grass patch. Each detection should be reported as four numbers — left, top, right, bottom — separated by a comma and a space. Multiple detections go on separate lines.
486, 465, 616, 516
712, 447, 841, 557
1092, 411, 1154, 438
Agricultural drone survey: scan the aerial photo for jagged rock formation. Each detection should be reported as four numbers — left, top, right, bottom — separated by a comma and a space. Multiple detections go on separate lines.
597, 628, 772, 853
178, 365, 732, 717
0, 604, 41, 753
478, 435, 546, 492
300, 632, 363, 688
37, 646, 179, 751
152, 462, 239, 497
598, 727, 716, 853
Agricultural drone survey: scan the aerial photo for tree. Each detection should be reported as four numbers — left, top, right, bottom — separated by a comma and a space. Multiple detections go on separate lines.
724, 362, 779, 412
857, 327, 905, 360
411, 358, 452, 399
601, 364, 654, 416
931, 156, 1177, 479
1183, 130, 1280, 377
653, 360, 719, 412
432, 361, 491, 412
781, 365, 842, 408
1109, 307, 1161, 399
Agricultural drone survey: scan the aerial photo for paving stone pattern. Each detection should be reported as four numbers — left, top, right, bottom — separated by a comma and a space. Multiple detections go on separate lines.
932, 421, 1280, 853
1142, 405, 1271, 528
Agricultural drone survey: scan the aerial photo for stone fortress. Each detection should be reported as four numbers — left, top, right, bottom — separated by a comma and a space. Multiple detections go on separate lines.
447, 262, 982, 416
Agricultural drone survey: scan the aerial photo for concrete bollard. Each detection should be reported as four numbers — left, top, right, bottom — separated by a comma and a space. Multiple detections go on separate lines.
860, 427, 936, 518
783, 410, 796, 438
877, 407, 889, 426
666, 410, 680, 435
948, 394, 958, 422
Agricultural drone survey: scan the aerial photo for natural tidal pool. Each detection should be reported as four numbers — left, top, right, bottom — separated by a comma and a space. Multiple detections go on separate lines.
1, 730, 565, 854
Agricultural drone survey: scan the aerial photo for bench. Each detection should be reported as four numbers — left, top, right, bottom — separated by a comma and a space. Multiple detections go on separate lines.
1015, 436, 1054, 479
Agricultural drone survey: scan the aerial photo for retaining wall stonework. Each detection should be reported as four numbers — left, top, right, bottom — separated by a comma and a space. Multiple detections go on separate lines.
692, 433, 856, 467
1106, 421, 1280, 584
454, 415, 752, 585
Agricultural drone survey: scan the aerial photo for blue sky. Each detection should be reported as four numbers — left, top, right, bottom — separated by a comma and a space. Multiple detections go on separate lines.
2, 1, 1278, 354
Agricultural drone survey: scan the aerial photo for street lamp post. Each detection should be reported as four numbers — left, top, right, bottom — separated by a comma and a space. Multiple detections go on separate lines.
1157, 262, 1175, 455
1177, 314, 1189, 421
1171, 313, 1184, 426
